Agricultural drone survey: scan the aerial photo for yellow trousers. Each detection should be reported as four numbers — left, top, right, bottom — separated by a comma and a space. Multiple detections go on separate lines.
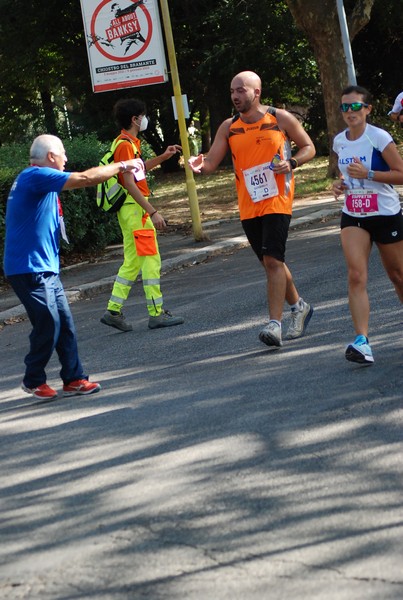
107, 202, 163, 316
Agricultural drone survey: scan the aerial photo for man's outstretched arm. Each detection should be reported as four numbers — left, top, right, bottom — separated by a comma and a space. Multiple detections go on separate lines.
188, 119, 232, 175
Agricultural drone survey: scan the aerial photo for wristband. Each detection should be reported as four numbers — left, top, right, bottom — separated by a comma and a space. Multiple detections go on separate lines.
120, 161, 128, 173
149, 210, 158, 217
289, 158, 298, 169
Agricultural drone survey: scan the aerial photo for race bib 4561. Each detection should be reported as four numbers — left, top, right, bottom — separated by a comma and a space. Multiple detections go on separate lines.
243, 162, 279, 203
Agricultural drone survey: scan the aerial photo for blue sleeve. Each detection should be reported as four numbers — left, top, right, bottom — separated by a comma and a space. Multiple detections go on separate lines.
29, 167, 70, 194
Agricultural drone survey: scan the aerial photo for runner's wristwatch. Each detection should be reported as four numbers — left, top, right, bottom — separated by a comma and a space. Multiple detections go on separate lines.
289, 158, 298, 170
367, 169, 375, 180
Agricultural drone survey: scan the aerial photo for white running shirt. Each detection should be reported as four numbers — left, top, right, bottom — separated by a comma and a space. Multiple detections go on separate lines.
333, 123, 401, 217
390, 91, 403, 114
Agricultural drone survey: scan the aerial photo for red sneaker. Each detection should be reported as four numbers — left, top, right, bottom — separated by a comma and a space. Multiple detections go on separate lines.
21, 383, 58, 399
63, 379, 101, 397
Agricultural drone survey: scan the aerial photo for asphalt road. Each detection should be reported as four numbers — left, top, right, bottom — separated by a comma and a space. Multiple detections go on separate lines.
1, 216, 402, 599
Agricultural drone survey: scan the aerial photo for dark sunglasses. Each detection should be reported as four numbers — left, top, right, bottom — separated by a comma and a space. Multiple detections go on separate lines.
340, 102, 369, 112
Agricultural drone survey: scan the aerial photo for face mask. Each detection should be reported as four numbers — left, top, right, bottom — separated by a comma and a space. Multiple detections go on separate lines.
138, 115, 148, 132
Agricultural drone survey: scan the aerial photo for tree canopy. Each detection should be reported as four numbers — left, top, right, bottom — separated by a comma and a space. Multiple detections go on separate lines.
0, 0, 402, 170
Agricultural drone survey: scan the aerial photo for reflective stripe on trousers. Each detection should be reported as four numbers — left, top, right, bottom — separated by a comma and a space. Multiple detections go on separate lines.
107, 202, 163, 316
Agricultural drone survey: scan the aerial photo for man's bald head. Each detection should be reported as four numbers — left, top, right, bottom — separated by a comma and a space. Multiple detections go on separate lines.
230, 71, 262, 114
231, 71, 262, 96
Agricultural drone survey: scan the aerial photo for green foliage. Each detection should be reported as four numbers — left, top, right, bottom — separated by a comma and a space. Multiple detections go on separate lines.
0, 166, 22, 272
0, 171, 15, 259
60, 185, 121, 257
353, 0, 403, 102
170, 0, 319, 140
0, 0, 318, 154
0, 0, 402, 169
0, 144, 31, 171
351, 0, 403, 144
63, 133, 104, 171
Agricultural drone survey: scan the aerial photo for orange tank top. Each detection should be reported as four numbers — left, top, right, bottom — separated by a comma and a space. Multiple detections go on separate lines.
228, 109, 294, 220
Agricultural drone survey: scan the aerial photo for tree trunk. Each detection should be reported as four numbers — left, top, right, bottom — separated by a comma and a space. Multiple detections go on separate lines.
40, 88, 58, 136
208, 86, 233, 166
199, 105, 210, 154
286, 0, 375, 177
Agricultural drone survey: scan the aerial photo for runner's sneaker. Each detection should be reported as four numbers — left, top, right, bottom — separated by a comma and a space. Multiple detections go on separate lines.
100, 310, 133, 332
345, 335, 374, 365
63, 379, 101, 396
148, 310, 184, 329
21, 383, 58, 399
285, 300, 314, 339
259, 320, 282, 347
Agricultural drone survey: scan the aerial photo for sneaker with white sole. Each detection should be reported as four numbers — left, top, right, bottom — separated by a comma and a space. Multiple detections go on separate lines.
285, 300, 313, 339
148, 310, 184, 329
100, 310, 133, 332
21, 382, 58, 399
63, 379, 101, 396
259, 320, 282, 347
345, 335, 374, 365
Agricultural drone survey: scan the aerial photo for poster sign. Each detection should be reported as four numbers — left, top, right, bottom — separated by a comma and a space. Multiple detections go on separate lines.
80, 0, 168, 93
171, 95, 189, 120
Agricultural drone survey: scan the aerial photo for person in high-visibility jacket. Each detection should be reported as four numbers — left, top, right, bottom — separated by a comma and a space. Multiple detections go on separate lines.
101, 98, 184, 332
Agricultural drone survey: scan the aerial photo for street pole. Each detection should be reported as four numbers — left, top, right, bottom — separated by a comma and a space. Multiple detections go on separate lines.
336, 0, 357, 85
159, 0, 207, 241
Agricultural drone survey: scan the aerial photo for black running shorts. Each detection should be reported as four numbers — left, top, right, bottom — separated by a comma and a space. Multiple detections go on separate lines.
241, 213, 291, 262
340, 211, 403, 244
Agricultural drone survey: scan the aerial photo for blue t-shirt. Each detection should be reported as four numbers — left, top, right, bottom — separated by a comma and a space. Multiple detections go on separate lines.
3, 166, 70, 275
